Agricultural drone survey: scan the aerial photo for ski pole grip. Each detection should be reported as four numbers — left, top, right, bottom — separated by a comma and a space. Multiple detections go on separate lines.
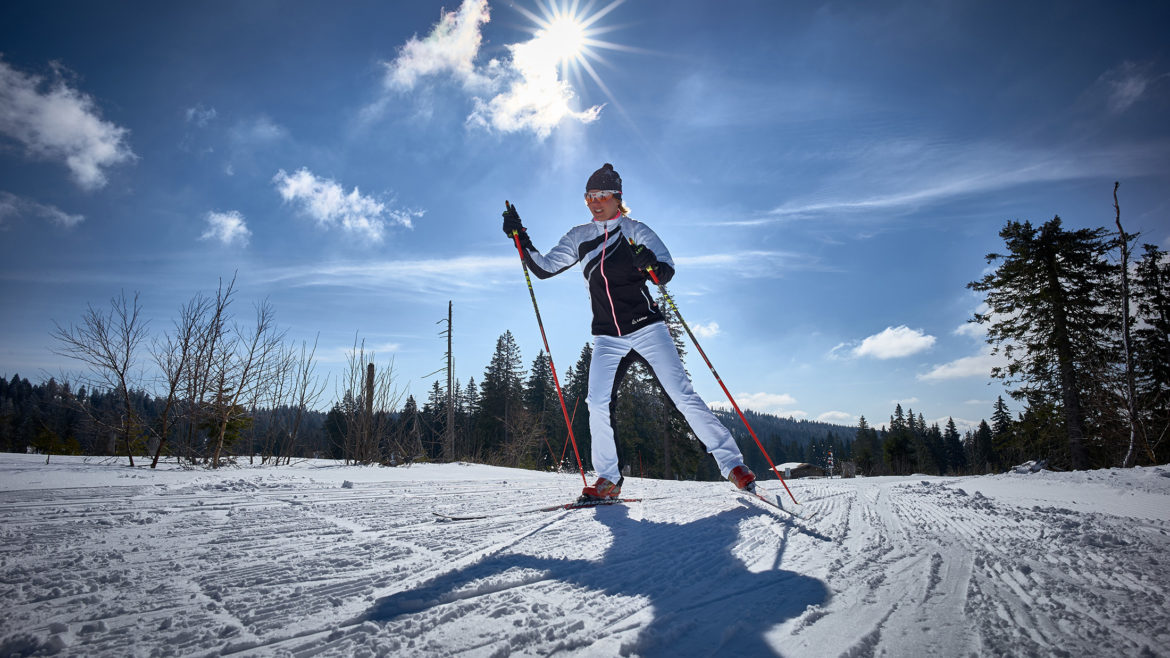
628, 238, 661, 283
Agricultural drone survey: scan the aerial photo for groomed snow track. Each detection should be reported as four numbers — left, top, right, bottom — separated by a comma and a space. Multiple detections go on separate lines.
0, 458, 1167, 656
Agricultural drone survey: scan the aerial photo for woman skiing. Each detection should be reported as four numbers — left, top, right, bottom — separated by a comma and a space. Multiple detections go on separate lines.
502, 163, 757, 501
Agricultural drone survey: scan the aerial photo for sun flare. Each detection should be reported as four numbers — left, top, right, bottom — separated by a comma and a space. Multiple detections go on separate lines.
539, 15, 587, 63
517, 0, 631, 94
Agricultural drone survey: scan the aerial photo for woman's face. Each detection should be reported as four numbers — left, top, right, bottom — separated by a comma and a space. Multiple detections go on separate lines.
585, 189, 621, 220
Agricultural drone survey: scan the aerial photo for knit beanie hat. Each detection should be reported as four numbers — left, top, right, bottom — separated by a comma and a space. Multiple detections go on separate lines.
586, 163, 622, 192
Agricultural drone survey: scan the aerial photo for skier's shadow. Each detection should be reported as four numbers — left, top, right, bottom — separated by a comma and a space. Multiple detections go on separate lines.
364, 502, 829, 656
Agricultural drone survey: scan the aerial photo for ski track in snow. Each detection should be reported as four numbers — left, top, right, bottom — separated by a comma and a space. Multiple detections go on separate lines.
0, 456, 1168, 657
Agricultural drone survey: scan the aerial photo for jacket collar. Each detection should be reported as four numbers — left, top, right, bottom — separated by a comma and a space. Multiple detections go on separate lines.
592, 212, 624, 230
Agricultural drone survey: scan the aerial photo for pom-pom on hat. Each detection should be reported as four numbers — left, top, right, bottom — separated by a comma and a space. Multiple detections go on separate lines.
586, 163, 622, 192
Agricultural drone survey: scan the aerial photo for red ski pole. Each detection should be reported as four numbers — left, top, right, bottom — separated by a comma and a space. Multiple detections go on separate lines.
507, 201, 588, 486
633, 240, 799, 505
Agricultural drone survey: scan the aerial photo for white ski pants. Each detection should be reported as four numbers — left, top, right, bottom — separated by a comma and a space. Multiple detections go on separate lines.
587, 322, 746, 482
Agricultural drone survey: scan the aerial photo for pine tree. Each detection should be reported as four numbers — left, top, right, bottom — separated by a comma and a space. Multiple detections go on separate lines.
971, 420, 995, 473
477, 331, 526, 460
883, 404, 913, 474
853, 415, 881, 475
968, 217, 1115, 469
524, 352, 561, 468
943, 418, 966, 474
561, 343, 593, 471
1132, 244, 1170, 463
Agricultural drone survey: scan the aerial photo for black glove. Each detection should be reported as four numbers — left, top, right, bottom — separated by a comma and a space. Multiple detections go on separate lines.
502, 202, 534, 250
630, 243, 658, 272
502, 202, 523, 236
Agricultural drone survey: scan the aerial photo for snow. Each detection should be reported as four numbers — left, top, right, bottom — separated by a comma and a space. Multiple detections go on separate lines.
1, 454, 1168, 657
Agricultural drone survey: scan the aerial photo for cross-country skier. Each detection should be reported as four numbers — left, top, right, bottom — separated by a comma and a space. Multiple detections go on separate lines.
502, 163, 757, 501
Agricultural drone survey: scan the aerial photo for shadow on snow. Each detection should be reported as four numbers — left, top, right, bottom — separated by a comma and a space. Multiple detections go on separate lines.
364, 503, 829, 656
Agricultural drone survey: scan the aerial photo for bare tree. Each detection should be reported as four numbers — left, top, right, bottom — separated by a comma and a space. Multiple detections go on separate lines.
171, 277, 234, 464
52, 291, 148, 466
1115, 183, 1141, 467
208, 299, 285, 467
281, 336, 327, 464
148, 292, 211, 468
259, 335, 326, 464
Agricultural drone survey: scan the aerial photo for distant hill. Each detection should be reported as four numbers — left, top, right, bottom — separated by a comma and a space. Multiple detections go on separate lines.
712, 407, 857, 473
713, 407, 856, 446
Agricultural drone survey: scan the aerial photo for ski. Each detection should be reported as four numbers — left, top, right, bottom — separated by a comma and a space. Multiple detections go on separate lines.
738, 485, 814, 519
735, 487, 831, 541
434, 497, 643, 522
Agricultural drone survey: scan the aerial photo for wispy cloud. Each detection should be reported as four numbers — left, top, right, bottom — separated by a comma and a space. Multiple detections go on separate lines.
200, 210, 251, 247
676, 250, 831, 277
273, 168, 420, 242
0, 191, 84, 228
1098, 61, 1166, 114
258, 254, 516, 296
835, 325, 936, 360
316, 339, 403, 365
375, 0, 601, 138
765, 139, 1170, 222
231, 115, 287, 144
185, 104, 218, 128
0, 59, 135, 190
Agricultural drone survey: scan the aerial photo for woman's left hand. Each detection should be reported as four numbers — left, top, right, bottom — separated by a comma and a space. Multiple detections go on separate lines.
631, 243, 657, 272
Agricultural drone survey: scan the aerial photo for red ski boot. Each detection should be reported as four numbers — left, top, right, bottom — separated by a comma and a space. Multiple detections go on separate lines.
728, 465, 756, 491
580, 476, 623, 502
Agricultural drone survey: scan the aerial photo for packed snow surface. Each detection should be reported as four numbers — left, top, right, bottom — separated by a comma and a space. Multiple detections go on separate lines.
1, 454, 1168, 657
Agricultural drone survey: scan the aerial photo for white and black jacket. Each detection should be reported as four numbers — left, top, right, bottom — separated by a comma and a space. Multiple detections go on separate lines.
522, 214, 676, 337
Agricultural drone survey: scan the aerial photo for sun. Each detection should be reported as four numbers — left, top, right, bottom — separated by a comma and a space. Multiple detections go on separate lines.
540, 14, 588, 63
515, 0, 633, 92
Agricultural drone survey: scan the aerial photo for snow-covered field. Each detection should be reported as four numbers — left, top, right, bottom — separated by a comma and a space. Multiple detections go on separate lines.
1, 454, 1167, 657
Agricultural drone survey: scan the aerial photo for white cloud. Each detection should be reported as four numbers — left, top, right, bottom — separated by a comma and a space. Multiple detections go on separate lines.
378, 0, 601, 138
852, 325, 936, 360
201, 210, 251, 247
691, 321, 720, 339
0, 191, 85, 228
817, 410, 856, 425
273, 168, 420, 242
918, 350, 1003, 381
0, 59, 135, 190
466, 35, 602, 137
384, 0, 491, 90
954, 319, 986, 340
713, 392, 799, 416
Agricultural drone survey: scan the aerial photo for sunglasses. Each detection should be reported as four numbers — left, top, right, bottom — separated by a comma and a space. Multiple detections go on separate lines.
584, 190, 620, 202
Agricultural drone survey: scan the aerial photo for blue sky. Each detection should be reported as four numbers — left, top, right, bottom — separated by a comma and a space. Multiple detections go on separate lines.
2, 0, 1168, 434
